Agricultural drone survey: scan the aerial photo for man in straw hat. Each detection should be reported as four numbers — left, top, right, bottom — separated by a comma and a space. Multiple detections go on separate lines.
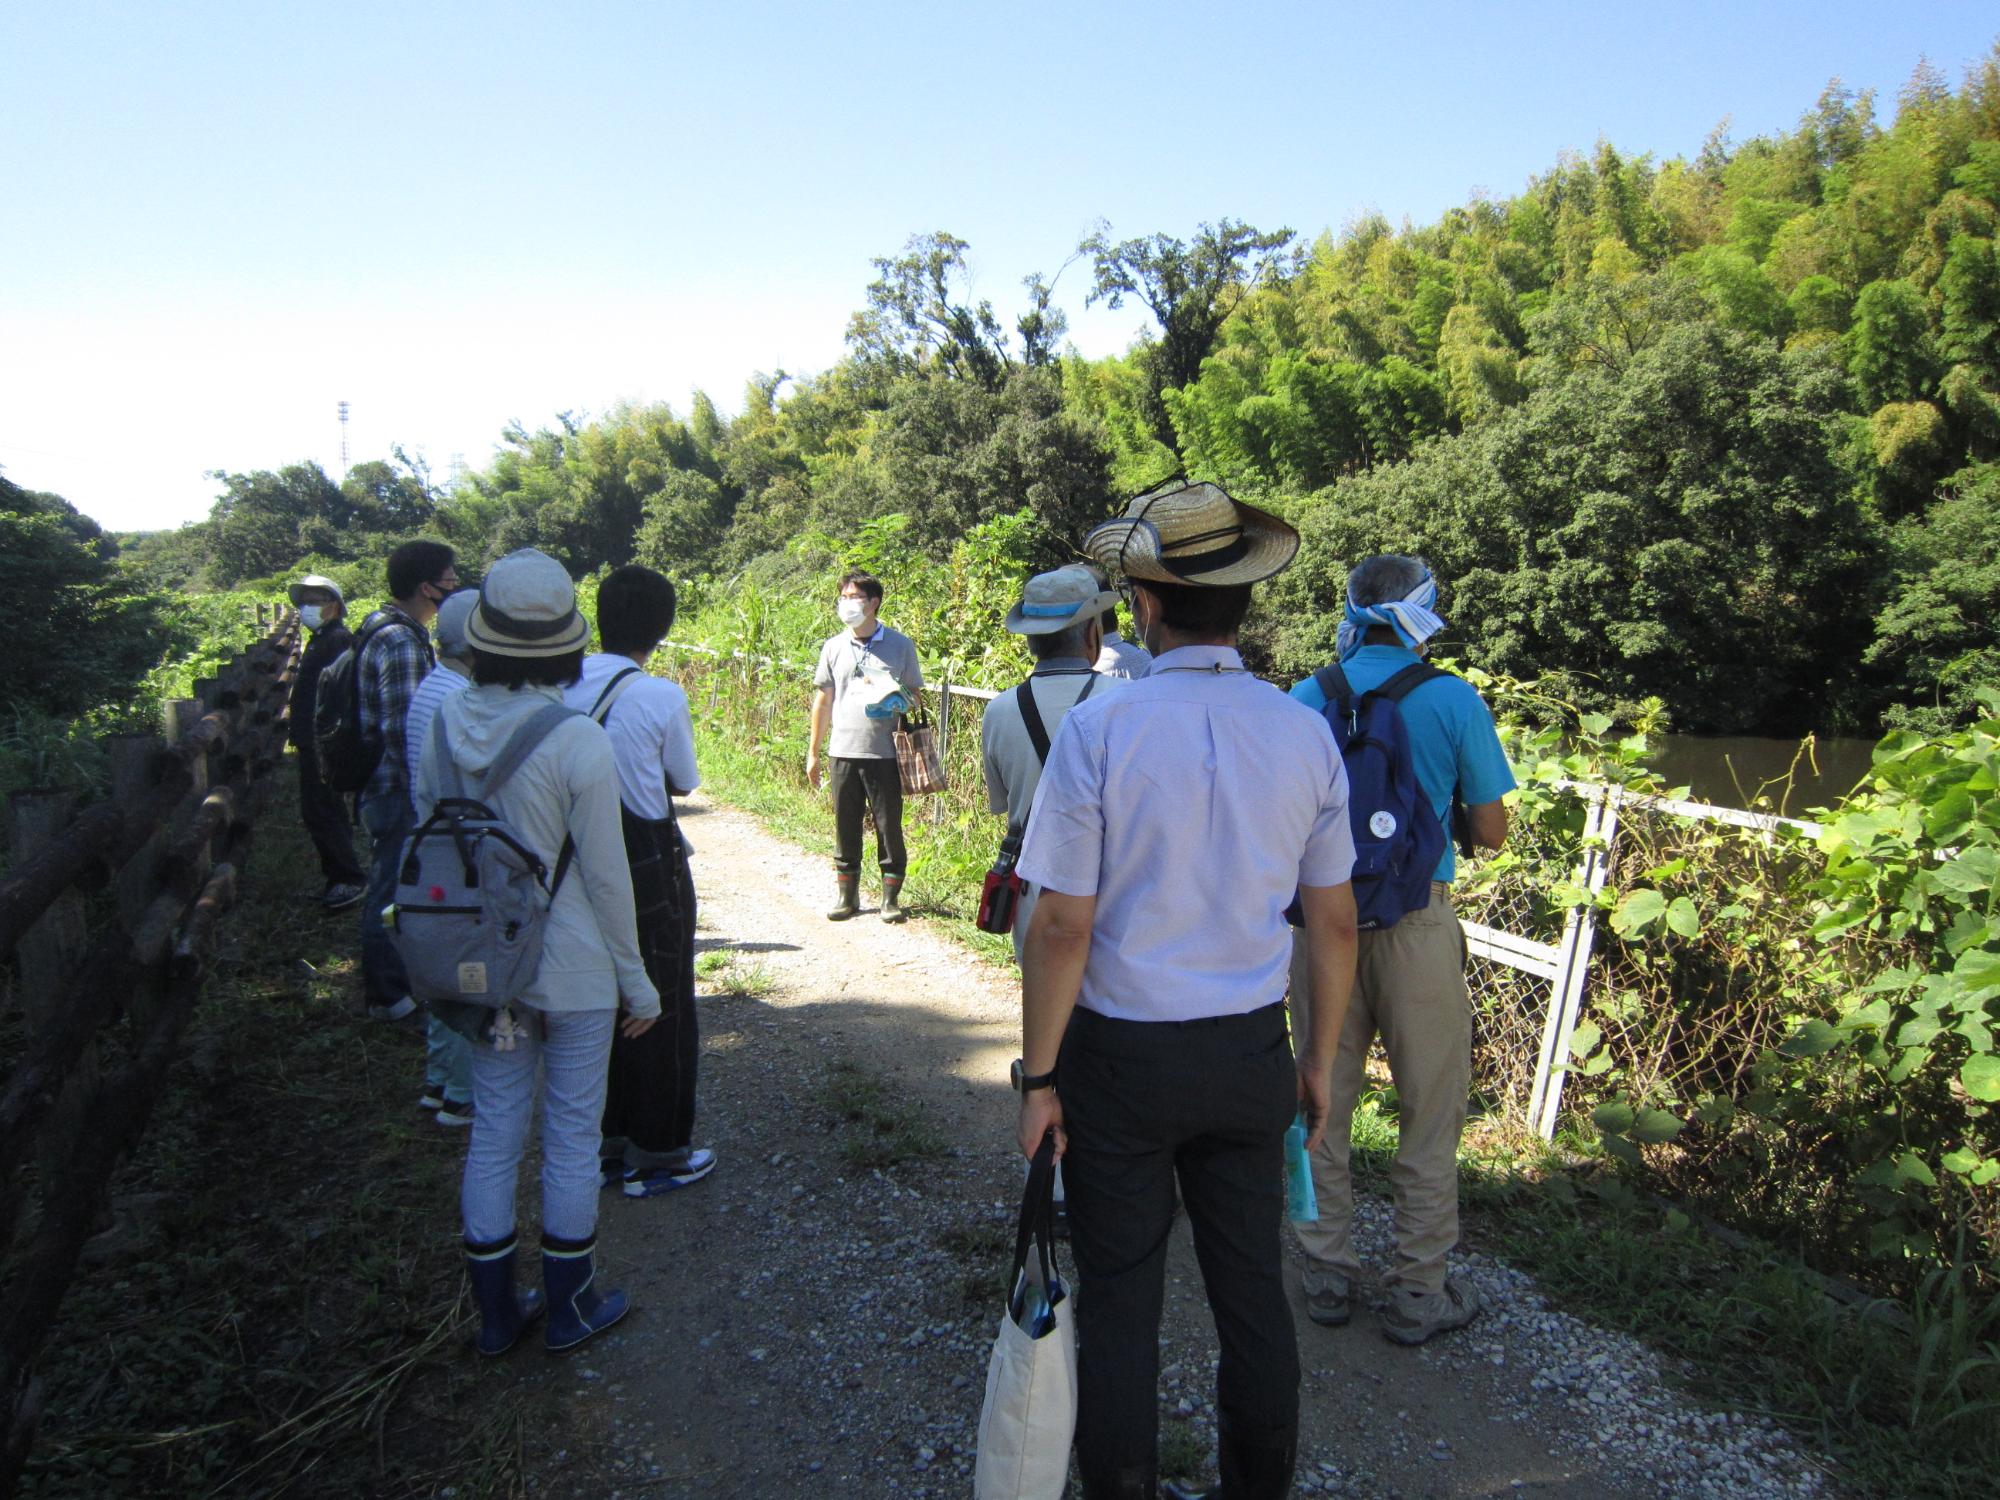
1011, 479, 1361, 1499
980, 564, 1123, 963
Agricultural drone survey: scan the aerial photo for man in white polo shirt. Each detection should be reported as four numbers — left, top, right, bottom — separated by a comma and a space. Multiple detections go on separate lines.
1013, 479, 1361, 1500
806, 570, 924, 923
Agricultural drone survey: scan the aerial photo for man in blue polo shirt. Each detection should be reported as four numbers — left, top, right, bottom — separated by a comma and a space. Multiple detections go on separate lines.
1288, 553, 1514, 1347
1014, 480, 1360, 1500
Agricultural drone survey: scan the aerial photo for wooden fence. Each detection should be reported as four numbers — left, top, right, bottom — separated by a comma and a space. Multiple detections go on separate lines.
0, 603, 298, 1497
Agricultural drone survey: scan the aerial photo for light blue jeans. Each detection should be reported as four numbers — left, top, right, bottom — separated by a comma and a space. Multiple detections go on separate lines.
461, 1006, 616, 1245
424, 1011, 474, 1106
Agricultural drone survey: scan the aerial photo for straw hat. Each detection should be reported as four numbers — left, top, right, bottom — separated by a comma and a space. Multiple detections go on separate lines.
1083, 479, 1298, 587
1004, 565, 1121, 635
464, 549, 590, 658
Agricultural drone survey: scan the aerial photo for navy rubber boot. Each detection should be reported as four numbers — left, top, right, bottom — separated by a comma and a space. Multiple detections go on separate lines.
541, 1232, 630, 1353
464, 1233, 545, 1357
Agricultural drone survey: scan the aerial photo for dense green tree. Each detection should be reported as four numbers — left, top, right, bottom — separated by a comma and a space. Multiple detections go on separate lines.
1866, 462, 2000, 730
1847, 279, 1937, 408
1081, 218, 1295, 447
1268, 320, 1875, 734
0, 476, 184, 715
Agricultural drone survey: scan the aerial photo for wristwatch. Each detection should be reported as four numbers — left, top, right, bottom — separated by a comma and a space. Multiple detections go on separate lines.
1011, 1058, 1057, 1095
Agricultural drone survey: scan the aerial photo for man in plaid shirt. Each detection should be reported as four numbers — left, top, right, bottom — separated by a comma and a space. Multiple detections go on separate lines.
356, 539, 456, 1021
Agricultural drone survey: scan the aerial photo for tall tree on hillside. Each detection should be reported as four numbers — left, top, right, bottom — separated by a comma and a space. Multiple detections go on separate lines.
847, 232, 1014, 388
1080, 218, 1296, 447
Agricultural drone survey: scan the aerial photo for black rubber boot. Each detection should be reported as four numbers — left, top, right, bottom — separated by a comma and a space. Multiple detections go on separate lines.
464, 1233, 545, 1357
826, 873, 860, 921
880, 874, 907, 923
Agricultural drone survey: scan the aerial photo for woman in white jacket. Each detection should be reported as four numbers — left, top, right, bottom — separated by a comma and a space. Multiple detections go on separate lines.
415, 548, 660, 1356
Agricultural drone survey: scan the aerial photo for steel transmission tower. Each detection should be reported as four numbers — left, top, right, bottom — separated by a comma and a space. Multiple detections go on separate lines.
337, 400, 350, 474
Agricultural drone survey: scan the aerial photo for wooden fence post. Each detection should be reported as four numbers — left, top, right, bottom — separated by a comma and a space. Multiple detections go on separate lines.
8, 789, 97, 1228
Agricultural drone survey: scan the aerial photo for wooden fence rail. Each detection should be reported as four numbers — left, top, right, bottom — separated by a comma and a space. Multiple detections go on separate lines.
0, 603, 298, 1497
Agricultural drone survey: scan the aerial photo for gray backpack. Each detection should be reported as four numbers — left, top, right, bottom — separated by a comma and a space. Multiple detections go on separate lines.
388, 702, 581, 1008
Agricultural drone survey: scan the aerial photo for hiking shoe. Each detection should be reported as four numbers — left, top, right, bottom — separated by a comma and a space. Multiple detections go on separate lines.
321, 881, 366, 912
367, 995, 417, 1023
622, 1148, 717, 1197
435, 1099, 475, 1128
1381, 1275, 1481, 1346
1302, 1264, 1352, 1328
418, 1084, 446, 1112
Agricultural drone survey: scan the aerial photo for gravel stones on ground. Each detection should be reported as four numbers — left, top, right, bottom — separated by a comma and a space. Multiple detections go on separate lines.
516, 798, 1836, 1499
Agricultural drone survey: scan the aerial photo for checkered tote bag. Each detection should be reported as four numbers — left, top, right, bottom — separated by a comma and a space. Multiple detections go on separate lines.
894, 698, 947, 796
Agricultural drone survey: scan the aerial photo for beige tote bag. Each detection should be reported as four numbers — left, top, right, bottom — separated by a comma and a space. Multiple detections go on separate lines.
973, 1135, 1076, 1499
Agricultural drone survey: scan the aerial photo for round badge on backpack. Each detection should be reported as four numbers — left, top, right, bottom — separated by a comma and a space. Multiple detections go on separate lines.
1369, 810, 1398, 839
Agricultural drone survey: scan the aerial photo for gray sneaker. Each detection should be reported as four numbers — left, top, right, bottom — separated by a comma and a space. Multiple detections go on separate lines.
1381, 1274, 1482, 1346
1301, 1263, 1352, 1327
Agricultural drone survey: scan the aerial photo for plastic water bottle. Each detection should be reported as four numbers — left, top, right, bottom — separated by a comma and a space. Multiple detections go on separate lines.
1284, 1111, 1318, 1223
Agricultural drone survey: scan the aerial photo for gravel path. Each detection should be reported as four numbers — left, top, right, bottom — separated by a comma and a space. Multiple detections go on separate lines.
495, 794, 1835, 1500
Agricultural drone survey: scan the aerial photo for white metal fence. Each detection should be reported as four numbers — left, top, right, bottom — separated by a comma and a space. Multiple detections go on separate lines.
661, 639, 1824, 1139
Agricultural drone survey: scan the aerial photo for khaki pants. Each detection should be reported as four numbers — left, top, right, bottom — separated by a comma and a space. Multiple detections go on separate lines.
1289, 882, 1469, 1297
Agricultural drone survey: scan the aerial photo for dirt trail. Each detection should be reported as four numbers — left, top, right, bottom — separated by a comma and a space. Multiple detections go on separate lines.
495, 795, 1816, 1500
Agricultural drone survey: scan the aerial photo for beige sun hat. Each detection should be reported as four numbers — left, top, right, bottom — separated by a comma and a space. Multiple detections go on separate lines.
464, 549, 590, 658
287, 573, 343, 605
1083, 478, 1299, 587
1004, 565, 1121, 635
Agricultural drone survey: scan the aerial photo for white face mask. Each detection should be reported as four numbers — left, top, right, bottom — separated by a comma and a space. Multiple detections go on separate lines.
299, 605, 326, 631
837, 597, 868, 627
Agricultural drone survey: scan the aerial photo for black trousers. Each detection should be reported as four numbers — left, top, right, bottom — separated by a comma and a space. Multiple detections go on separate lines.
295, 748, 364, 885
830, 756, 906, 880
604, 808, 700, 1158
1059, 1001, 1301, 1488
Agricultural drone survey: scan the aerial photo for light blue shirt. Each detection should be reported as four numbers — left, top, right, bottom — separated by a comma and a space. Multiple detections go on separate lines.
1017, 644, 1356, 1023
1289, 645, 1515, 883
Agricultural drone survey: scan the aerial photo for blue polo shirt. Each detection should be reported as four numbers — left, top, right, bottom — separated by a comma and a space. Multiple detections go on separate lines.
1289, 646, 1515, 884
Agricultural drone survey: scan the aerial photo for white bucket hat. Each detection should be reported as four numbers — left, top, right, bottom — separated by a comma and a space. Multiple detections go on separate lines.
1084, 479, 1299, 587
1004, 565, 1121, 636
464, 549, 590, 658
432, 589, 480, 659
287, 573, 343, 605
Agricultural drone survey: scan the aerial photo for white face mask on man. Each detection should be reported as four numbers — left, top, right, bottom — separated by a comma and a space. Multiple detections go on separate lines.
837, 597, 868, 627
299, 605, 326, 631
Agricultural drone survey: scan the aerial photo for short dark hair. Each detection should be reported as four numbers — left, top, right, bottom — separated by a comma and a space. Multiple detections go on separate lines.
388, 540, 456, 601
470, 648, 584, 690
1098, 607, 1120, 635
1027, 623, 1093, 661
597, 565, 678, 655
1135, 580, 1253, 639
838, 571, 883, 603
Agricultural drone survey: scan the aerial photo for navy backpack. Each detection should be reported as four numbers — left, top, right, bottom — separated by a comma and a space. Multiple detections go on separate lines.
1296, 661, 1448, 931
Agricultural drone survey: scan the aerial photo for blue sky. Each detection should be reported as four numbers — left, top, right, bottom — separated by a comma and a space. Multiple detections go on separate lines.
3, 1, 1995, 531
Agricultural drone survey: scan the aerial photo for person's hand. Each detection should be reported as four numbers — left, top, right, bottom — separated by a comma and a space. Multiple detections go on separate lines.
620, 1012, 657, 1039
806, 749, 822, 790
1296, 1061, 1331, 1151
1017, 1089, 1065, 1160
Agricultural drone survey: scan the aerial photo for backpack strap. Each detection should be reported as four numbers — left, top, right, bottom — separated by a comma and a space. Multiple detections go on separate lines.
1313, 662, 1355, 706
587, 666, 644, 725
1371, 662, 1448, 704
1016, 669, 1096, 768
480, 703, 584, 896
1017, 677, 1053, 766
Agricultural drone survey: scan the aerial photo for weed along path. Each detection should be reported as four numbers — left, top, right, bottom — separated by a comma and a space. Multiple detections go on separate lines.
500, 795, 1831, 1500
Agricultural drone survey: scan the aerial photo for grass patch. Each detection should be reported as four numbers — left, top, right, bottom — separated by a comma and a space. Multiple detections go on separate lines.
1340, 1098, 2000, 1500
938, 1219, 1015, 1312
1157, 1418, 1207, 1486
818, 1058, 947, 1171
13, 768, 543, 1499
